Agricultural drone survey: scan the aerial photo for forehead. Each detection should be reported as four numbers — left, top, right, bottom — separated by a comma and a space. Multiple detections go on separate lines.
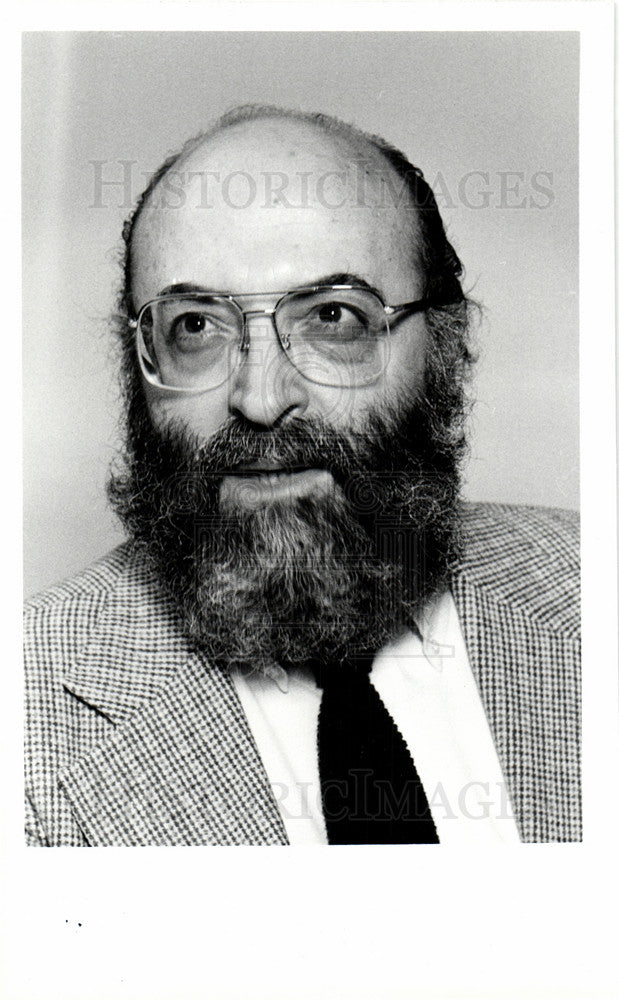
131, 118, 422, 307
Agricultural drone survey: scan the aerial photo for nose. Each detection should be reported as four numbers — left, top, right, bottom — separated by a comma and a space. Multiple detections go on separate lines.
228, 314, 309, 427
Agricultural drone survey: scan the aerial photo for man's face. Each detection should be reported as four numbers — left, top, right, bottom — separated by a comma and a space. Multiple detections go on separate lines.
114, 117, 464, 672
131, 118, 429, 504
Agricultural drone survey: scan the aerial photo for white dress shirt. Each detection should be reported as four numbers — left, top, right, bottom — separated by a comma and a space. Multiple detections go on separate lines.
231, 589, 521, 844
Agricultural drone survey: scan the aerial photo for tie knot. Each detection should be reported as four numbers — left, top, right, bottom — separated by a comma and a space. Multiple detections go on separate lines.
311, 653, 373, 690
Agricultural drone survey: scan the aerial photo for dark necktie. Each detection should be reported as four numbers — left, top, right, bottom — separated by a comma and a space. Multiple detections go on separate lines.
314, 657, 440, 845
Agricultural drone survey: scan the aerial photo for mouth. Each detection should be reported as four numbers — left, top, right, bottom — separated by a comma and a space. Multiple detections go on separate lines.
219, 464, 333, 506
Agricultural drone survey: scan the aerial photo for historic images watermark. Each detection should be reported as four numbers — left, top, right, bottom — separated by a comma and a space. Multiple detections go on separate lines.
89, 159, 555, 212
270, 774, 516, 823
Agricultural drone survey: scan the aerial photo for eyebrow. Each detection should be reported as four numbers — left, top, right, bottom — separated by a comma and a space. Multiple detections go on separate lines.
157, 273, 385, 299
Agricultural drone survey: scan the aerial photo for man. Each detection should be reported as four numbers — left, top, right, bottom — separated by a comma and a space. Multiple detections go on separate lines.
24, 105, 580, 846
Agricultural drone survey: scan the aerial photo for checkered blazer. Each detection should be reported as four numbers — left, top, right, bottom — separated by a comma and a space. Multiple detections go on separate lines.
24, 502, 581, 846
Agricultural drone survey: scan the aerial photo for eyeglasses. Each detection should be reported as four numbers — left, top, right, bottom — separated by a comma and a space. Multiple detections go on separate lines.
130, 284, 437, 392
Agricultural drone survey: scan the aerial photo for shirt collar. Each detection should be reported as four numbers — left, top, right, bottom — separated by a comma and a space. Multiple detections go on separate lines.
237, 587, 455, 693
412, 587, 455, 671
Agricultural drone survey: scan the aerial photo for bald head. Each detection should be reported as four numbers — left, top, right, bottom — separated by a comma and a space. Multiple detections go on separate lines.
145, 104, 422, 221
122, 105, 465, 316
131, 113, 426, 313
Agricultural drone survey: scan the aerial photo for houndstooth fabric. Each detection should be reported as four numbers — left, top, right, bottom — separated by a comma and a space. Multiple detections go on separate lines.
24, 502, 580, 846
452, 504, 580, 842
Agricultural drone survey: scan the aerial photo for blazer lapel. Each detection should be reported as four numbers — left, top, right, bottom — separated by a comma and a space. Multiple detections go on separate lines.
451, 505, 581, 843
59, 549, 288, 846
451, 570, 536, 840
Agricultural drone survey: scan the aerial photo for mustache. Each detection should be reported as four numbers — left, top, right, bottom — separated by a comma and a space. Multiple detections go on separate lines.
143, 409, 419, 491
195, 415, 396, 475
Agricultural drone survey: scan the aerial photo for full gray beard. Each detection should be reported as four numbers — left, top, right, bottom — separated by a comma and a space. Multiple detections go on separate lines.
109, 399, 464, 675
188, 481, 451, 673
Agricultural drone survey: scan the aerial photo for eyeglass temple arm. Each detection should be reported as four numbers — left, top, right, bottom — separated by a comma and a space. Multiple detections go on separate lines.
385, 296, 455, 318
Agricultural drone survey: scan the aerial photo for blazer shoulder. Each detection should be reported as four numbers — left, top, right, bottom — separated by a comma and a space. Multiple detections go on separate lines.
24, 543, 186, 692
456, 502, 580, 636
25, 543, 136, 611
24, 544, 137, 653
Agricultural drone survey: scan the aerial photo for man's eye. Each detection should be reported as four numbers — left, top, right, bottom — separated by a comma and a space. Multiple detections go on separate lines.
317, 302, 344, 324
168, 312, 232, 341
166, 312, 233, 355
316, 302, 359, 325
309, 301, 369, 341
173, 312, 211, 336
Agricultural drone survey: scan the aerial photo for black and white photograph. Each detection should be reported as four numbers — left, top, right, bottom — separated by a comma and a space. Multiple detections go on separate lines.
24, 29, 581, 847
10, 4, 618, 999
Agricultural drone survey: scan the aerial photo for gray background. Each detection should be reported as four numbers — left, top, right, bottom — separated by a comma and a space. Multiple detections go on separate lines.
22, 31, 579, 597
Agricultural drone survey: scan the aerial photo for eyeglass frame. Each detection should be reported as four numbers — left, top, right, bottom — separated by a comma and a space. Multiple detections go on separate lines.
129, 283, 445, 394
